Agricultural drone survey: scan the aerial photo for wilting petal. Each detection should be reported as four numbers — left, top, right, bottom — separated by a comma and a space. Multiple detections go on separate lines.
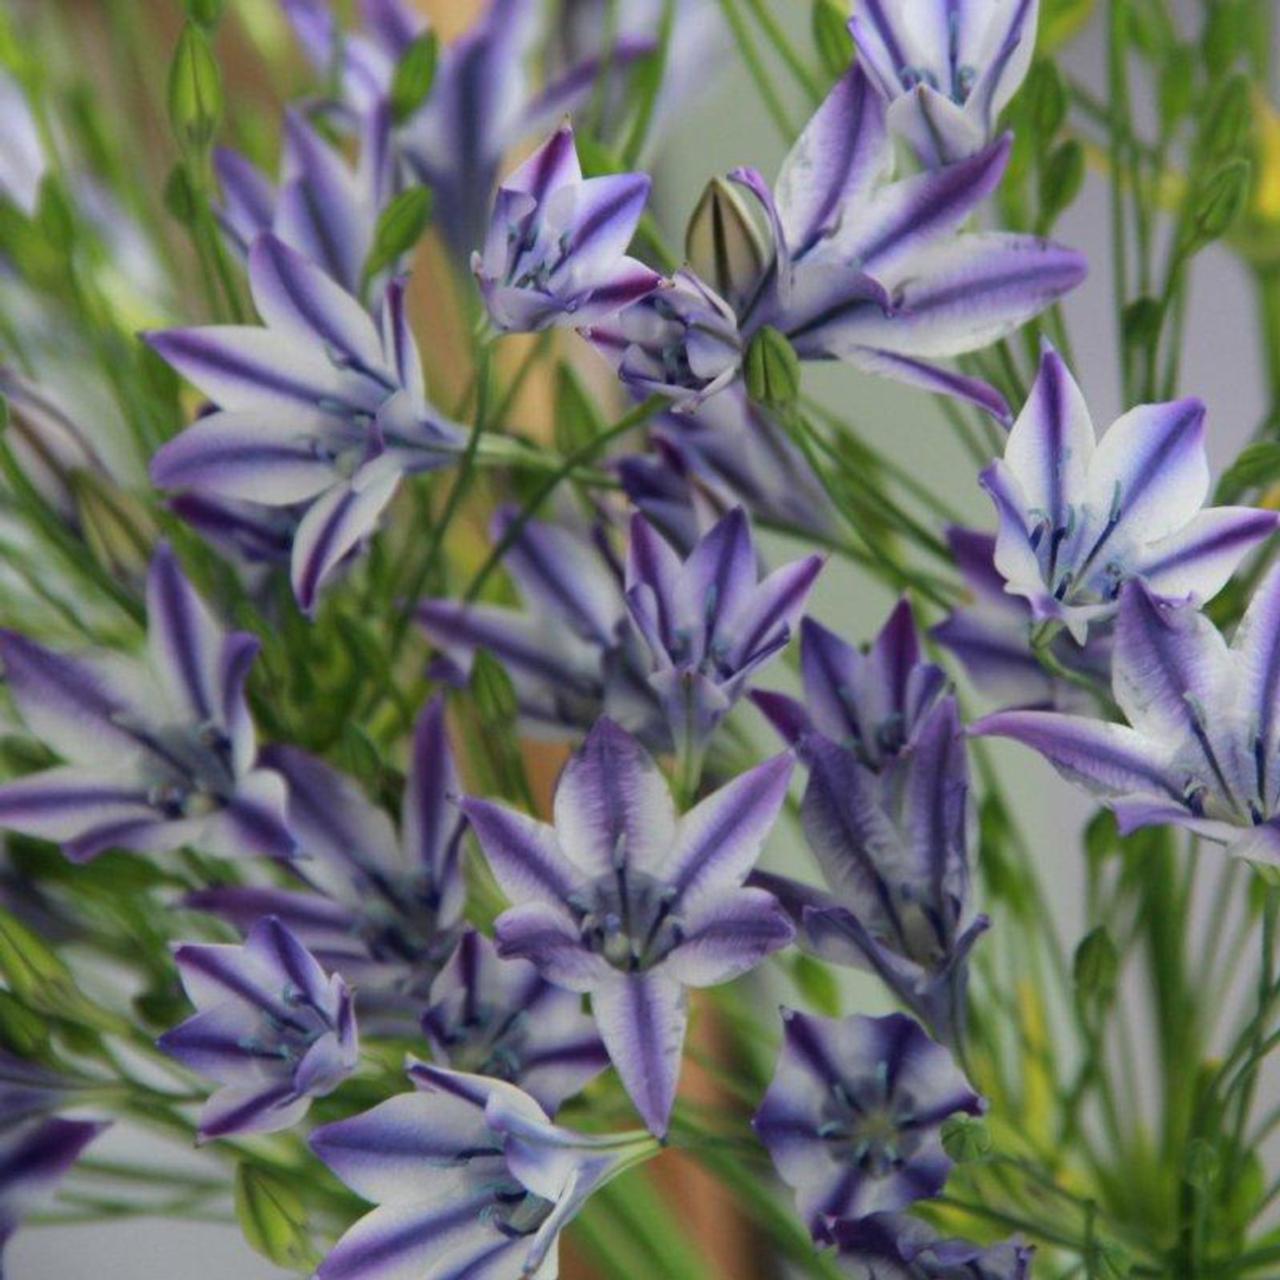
461, 799, 578, 904
664, 753, 793, 905
291, 467, 402, 614
552, 718, 676, 877
664, 887, 794, 986
591, 969, 687, 1137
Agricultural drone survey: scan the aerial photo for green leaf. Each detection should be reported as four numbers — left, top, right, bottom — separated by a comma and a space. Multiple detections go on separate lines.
234, 1164, 319, 1271
1214, 441, 1280, 502
790, 953, 840, 1017
1073, 926, 1119, 1005
812, 0, 855, 80
0, 990, 50, 1058
164, 162, 200, 227
168, 22, 223, 154
390, 32, 439, 124
744, 326, 801, 411
1157, 44, 1196, 126
553, 363, 605, 456
1202, 0, 1246, 77
363, 186, 433, 282
36, 177, 75, 254
470, 649, 520, 728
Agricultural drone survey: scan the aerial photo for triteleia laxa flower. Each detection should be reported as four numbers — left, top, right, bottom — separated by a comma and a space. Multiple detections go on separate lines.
0, 1116, 106, 1264
474, 123, 661, 334
159, 915, 358, 1141
147, 235, 465, 613
187, 697, 466, 1032
625, 506, 824, 760
981, 344, 1278, 642
831, 1213, 1033, 1279
310, 1061, 658, 1279
753, 602, 986, 1043
931, 526, 1114, 712
421, 926, 609, 1116
974, 566, 1280, 865
463, 717, 795, 1136
588, 64, 1085, 419
0, 545, 294, 863
753, 1010, 982, 1240
850, 0, 1040, 168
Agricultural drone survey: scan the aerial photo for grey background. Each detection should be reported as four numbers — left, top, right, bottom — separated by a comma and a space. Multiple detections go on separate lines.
13, 1, 1271, 1275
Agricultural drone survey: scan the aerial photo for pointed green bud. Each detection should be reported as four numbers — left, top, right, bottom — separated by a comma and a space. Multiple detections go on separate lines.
164, 162, 200, 227
941, 1115, 992, 1163
471, 649, 520, 728
744, 326, 801, 411
0, 989, 50, 1058
1158, 45, 1196, 126
1203, 1, 1245, 78
1185, 1137, 1220, 1191
1024, 60, 1067, 142
686, 177, 767, 312
1121, 296, 1163, 354
1186, 158, 1252, 249
168, 22, 223, 154
71, 470, 157, 583
1199, 74, 1251, 163
185, 0, 227, 27
0, 907, 114, 1029
790, 953, 840, 1017
1038, 139, 1084, 229
235, 1165, 319, 1271
812, 0, 855, 80
391, 32, 439, 124
364, 185, 433, 283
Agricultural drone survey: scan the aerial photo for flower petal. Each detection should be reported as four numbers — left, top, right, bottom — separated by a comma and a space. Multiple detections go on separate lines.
461, 799, 578, 905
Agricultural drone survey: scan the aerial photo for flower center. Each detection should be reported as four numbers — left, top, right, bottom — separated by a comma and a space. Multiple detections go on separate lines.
571, 868, 684, 973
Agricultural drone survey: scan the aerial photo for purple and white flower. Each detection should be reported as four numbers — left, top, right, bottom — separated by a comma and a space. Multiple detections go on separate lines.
753, 603, 986, 1042
418, 509, 666, 745
463, 717, 795, 1136
588, 64, 1085, 419
753, 1010, 982, 1240
0, 1117, 106, 1263
158, 915, 358, 1141
187, 697, 466, 1028
932, 525, 1114, 712
474, 123, 660, 333
625, 507, 824, 760
422, 926, 609, 1115
980, 345, 1277, 641
0, 545, 294, 863
850, 0, 1039, 168
974, 565, 1280, 865
147, 235, 465, 612
832, 1213, 1033, 1279
310, 1061, 658, 1279
0, 69, 45, 217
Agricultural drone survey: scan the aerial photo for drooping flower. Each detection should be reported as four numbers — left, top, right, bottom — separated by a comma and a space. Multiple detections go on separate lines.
931, 525, 1113, 712
421, 926, 609, 1115
474, 123, 660, 333
0, 1117, 106, 1263
310, 1061, 658, 1279
831, 1213, 1033, 1279
588, 64, 1085, 419
148, 235, 464, 612
0, 545, 294, 863
417, 509, 666, 745
158, 915, 358, 1140
850, 0, 1039, 168
625, 507, 824, 760
463, 717, 795, 1136
753, 1010, 982, 1240
980, 345, 1277, 641
187, 697, 466, 1030
752, 603, 985, 1043
973, 566, 1280, 864
215, 107, 397, 298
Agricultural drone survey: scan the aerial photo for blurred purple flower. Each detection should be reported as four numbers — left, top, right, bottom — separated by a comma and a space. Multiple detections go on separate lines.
753, 602, 985, 1043
310, 1061, 657, 1279
0, 70, 44, 217
463, 717, 794, 1136
159, 915, 358, 1140
422, 926, 609, 1115
832, 1212, 1033, 1279
588, 64, 1085, 419
417, 509, 666, 745
981, 344, 1277, 642
187, 697, 466, 1030
754, 1010, 981, 1240
0, 545, 294, 863
974, 566, 1280, 864
474, 123, 660, 333
851, 0, 1039, 167
147, 235, 464, 613
625, 507, 823, 758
